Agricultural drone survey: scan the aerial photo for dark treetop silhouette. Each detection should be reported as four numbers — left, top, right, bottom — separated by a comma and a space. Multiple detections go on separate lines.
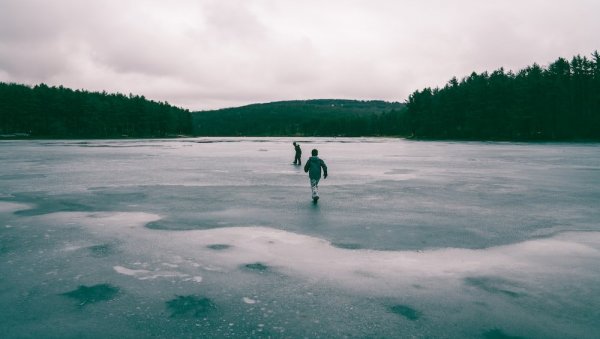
2, 51, 598, 140
0, 83, 191, 138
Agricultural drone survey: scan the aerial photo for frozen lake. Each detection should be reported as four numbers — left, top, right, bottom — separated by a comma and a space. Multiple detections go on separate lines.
1, 138, 599, 338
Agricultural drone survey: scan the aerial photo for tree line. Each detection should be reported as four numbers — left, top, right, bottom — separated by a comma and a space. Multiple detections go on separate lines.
0, 83, 192, 138
403, 52, 600, 140
1, 52, 599, 140
193, 52, 600, 140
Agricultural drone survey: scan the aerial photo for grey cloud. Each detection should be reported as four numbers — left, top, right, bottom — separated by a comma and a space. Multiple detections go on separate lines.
203, 1, 268, 42
1, 0, 599, 110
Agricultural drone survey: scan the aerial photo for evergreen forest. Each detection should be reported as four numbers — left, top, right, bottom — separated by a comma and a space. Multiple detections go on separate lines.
1, 52, 599, 140
0, 83, 192, 138
404, 52, 600, 140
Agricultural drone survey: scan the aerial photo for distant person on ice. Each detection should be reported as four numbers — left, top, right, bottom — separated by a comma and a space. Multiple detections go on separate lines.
304, 149, 328, 203
293, 142, 302, 165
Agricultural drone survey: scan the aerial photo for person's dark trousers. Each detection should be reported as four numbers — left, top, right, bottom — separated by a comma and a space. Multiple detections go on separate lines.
294, 154, 301, 165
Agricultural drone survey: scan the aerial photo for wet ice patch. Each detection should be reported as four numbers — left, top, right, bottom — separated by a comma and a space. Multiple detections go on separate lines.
332, 242, 362, 250
390, 304, 422, 320
61, 284, 119, 306
244, 262, 270, 272
89, 244, 113, 257
166, 295, 216, 317
207, 244, 231, 250
464, 276, 525, 298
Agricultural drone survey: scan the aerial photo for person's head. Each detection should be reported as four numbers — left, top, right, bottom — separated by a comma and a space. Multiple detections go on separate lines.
293, 142, 297, 146
312, 149, 318, 156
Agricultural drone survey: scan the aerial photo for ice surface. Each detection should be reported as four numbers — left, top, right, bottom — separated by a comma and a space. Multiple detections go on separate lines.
1, 138, 599, 338
0, 201, 30, 213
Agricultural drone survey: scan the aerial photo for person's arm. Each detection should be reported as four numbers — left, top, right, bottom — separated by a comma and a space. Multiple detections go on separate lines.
321, 160, 328, 178
304, 158, 310, 173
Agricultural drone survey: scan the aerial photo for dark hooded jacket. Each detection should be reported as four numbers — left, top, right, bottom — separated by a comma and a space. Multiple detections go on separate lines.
304, 156, 327, 180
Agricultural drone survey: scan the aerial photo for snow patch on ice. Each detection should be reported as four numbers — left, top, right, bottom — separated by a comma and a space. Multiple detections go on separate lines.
36, 211, 600, 294
114, 266, 151, 277
114, 265, 196, 281
62, 244, 85, 252
139, 272, 185, 280
243, 297, 257, 304
183, 276, 203, 283
0, 201, 31, 213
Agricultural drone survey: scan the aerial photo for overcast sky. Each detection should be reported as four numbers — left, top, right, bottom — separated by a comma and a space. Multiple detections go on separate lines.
1, 0, 599, 110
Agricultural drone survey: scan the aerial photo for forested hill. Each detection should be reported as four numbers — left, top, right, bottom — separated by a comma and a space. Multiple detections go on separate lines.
404, 52, 600, 140
192, 99, 405, 136
2, 52, 599, 140
192, 52, 600, 139
0, 82, 192, 138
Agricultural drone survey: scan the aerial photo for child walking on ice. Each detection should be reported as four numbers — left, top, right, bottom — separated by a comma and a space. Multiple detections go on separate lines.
292, 142, 302, 165
304, 149, 328, 203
